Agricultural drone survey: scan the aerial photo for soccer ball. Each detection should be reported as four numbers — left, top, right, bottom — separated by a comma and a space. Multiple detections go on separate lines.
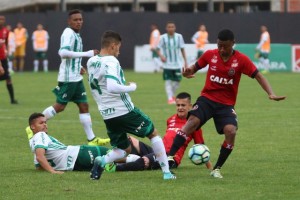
188, 144, 210, 165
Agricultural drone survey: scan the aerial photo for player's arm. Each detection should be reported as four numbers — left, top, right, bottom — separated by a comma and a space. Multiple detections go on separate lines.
254, 72, 286, 101
181, 48, 188, 69
59, 49, 99, 59
191, 32, 199, 44
0, 62, 4, 76
35, 148, 64, 174
182, 64, 198, 78
106, 78, 137, 94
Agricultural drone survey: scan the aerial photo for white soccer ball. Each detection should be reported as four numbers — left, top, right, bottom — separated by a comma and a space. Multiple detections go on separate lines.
188, 144, 210, 165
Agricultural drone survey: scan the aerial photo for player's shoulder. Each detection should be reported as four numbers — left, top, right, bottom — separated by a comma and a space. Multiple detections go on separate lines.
62, 27, 74, 36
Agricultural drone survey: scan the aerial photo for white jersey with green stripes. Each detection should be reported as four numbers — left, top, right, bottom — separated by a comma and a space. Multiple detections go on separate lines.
30, 132, 80, 171
58, 27, 83, 82
87, 55, 134, 120
158, 32, 185, 70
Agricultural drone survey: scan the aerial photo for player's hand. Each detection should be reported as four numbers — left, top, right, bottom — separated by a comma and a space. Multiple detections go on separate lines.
51, 170, 64, 174
182, 66, 195, 78
80, 67, 86, 75
93, 49, 100, 55
269, 94, 286, 101
160, 56, 167, 63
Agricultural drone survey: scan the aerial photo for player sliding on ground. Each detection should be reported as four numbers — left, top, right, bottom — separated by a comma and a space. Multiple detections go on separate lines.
87, 30, 176, 180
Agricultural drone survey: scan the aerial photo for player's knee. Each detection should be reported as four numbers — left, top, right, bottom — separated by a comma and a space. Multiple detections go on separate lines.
223, 125, 237, 137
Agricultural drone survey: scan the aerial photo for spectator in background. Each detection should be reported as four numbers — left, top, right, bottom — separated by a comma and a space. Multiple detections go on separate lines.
32, 24, 49, 72
0, 16, 18, 104
6, 25, 15, 74
13, 22, 28, 72
156, 21, 188, 105
191, 24, 209, 60
256, 25, 271, 74
149, 24, 162, 73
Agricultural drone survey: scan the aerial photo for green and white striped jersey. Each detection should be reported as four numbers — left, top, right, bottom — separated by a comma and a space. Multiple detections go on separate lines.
158, 33, 185, 70
58, 27, 83, 82
87, 55, 134, 120
30, 132, 80, 171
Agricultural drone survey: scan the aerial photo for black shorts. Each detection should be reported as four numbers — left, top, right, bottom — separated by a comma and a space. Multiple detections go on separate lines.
0, 59, 11, 81
189, 96, 238, 134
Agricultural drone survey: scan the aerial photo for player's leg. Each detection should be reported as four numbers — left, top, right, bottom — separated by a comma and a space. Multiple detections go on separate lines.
0, 59, 17, 104
163, 69, 175, 104
33, 52, 39, 72
211, 106, 238, 178
42, 52, 48, 72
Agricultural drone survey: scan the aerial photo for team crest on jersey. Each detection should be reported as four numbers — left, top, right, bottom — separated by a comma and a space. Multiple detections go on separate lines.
211, 55, 218, 63
231, 60, 239, 68
228, 68, 235, 76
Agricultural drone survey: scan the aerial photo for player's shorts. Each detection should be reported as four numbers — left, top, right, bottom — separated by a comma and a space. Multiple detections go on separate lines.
259, 52, 269, 59
14, 44, 26, 57
0, 59, 11, 81
73, 145, 109, 171
34, 51, 47, 59
189, 96, 238, 134
104, 107, 155, 149
52, 81, 88, 105
163, 69, 182, 82
151, 48, 159, 58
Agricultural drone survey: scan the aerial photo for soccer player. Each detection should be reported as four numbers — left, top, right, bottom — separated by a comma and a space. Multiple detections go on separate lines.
105, 92, 212, 172
256, 25, 271, 74
168, 29, 286, 179
32, 24, 49, 72
0, 15, 18, 104
149, 24, 162, 73
13, 22, 28, 72
6, 25, 15, 73
156, 21, 188, 104
191, 24, 209, 59
27, 9, 110, 146
28, 113, 109, 174
87, 30, 176, 180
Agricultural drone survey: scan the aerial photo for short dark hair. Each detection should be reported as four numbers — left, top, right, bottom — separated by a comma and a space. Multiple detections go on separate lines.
176, 92, 191, 101
68, 9, 82, 17
218, 29, 235, 41
101, 30, 122, 48
29, 113, 45, 126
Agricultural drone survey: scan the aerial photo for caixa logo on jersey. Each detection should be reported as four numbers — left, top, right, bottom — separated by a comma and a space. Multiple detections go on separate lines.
210, 75, 233, 85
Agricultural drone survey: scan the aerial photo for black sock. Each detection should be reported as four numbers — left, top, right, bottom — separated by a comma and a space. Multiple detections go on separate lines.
116, 157, 145, 171
169, 130, 187, 156
6, 84, 15, 102
213, 145, 233, 170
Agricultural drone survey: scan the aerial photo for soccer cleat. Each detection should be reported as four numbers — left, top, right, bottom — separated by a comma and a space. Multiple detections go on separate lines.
163, 171, 176, 180
210, 169, 223, 179
104, 163, 116, 173
90, 156, 104, 180
167, 156, 177, 169
167, 99, 176, 105
25, 126, 34, 140
88, 137, 110, 146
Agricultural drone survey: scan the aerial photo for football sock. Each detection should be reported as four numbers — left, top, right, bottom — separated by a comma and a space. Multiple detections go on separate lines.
42, 106, 56, 120
116, 157, 145, 171
79, 113, 95, 141
171, 81, 180, 97
150, 135, 170, 173
169, 130, 187, 156
6, 84, 15, 102
33, 60, 39, 72
43, 60, 48, 72
102, 148, 127, 167
165, 80, 173, 100
213, 141, 234, 170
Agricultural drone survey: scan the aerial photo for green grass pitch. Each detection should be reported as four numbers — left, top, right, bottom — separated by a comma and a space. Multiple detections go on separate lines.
0, 71, 299, 199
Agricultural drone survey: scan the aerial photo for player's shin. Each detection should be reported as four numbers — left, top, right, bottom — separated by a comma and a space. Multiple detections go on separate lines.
213, 141, 234, 170
151, 136, 170, 173
169, 130, 187, 156
102, 148, 127, 167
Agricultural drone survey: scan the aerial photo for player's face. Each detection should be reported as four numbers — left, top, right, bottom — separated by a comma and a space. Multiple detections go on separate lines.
176, 98, 192, 119
30, 116, 48, 134
111, 42, 121, 57
217, 39, 234, 58
166, 23, 176, 35
68, 13, 83, 32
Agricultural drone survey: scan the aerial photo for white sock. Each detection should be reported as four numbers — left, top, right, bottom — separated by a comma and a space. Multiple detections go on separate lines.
79, 113, 95, 140
171, 81, 180, 97
102, 148, 127, 167
151, 135, 170, 173
165, 80, 173, 100
42, 106, 56, 120
33, 60, 39, 72
8, 61, 13, 71
43, 60, 48, 72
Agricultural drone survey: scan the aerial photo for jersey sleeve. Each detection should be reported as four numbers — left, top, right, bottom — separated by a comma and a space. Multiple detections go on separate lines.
60, 28, 73, 51
32, 132, 51, 150
178, 34, 185, 49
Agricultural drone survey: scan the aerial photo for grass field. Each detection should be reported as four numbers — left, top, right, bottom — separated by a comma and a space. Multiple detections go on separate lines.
0, 71, 299, 200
